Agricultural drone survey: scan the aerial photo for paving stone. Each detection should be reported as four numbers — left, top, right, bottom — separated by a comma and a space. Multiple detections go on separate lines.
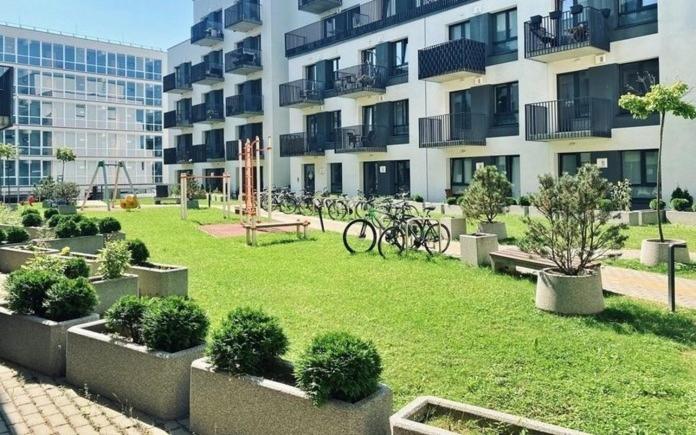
23, 411, 46, 427
46, 412, 68, 428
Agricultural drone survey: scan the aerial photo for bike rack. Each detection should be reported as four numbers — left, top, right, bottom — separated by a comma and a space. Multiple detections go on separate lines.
405, 217, 442, 253
667, 241, 687, 312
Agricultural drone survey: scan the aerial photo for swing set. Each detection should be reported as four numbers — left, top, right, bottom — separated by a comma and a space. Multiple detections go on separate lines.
80, 161, 139, 211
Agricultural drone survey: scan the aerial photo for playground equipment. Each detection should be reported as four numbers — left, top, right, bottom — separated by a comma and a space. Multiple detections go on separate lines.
179, 172, 232, 220
80, 161, 138, 211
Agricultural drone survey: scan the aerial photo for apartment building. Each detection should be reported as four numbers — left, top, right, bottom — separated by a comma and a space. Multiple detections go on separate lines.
165, 0, 696, 208
0, 23, 165, 200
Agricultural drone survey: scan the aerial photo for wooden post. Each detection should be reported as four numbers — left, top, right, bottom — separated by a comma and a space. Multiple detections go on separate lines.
267, 136, 272, 220
255, 136, 261, 220
237, 139, 243, 204
180, 173, 188, 220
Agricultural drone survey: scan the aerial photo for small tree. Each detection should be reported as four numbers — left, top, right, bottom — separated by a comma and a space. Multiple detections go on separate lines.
619, 81, 696, 242
0, 143, 17, 203
55, 147, 76, 181
523, 165, 629, 276
459, 166, 512, 224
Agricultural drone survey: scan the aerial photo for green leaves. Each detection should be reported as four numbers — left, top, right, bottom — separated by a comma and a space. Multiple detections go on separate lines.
55, 147, 77, 162
460, 166, 512, 224
619, 81, 696, 120
97, 240, 132, 280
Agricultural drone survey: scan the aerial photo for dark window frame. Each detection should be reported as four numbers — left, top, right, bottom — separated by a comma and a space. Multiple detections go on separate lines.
618, 0, 658, 27
491, 9, 518, 55
392, 99, 409, 136
619, 58, 659, 113
391, 39, 408, 77
493, 82, 519, 127
449, 20, 471, 41
330, 162, 343, 194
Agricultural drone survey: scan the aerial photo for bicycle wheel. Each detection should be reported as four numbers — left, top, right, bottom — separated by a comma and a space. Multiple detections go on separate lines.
342, 219, 377, 254
328, 200, 349, 220
423, 222, 451, 254
354, 201, 367, 218
280, 197, 298, 214
378, 226, 406, 259
299, 199, 314, 215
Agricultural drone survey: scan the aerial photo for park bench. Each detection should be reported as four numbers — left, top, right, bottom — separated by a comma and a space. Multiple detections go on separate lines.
154, 197, 181, 205
490, 249, 599, 274
242, 220, 311, 244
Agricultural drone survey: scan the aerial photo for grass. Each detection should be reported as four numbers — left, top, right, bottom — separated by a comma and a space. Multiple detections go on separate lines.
606, 258, 696, 280
84, 207, 696, 433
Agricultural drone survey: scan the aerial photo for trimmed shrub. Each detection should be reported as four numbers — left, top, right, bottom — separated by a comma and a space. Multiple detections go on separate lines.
47, 214, 63, 228
63, 257, 90, 279
650, 199, 666, 211
126, 239, 150, 266
5, 269, 62, 317
505, 197, 517, 206
296, 332, 382, 406
98, 217, 121, 234
77, 219, 99, 236
104, 295, 150, 344
0, 229, 6, 243
518, 195, 531, 207
20, 208, 40, 217
24, 254, 65, 275
43, 277, 98, 322
446, 197, 458, 206
6, 227, 30, 244
97, 241, 131, 279
207, 307, 288, 376
460, 166, 512, 224
141, 297, 209, 353
671, 186, 694, 207
21, 213, 43, 228
598, 198, 614, 212
412, 194, 424, 203
55, 219, 81, 238
671, 198, 691, 212
43, 208, 59, 220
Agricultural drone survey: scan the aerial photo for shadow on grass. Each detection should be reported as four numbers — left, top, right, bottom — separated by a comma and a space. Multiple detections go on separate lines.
584, 301, 696, 345
256, 236, 318, 248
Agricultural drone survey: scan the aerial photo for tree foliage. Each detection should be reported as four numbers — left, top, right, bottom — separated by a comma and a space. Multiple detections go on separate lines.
459, 166, 512, 224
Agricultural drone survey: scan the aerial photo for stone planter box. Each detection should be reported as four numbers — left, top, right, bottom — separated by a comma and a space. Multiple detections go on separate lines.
190, 358, 393, 435
477, 221, 507, 241
0, 306, 98, 377
443, 204, 461, 217
38, 234, 105, 255
507, 205, 530, 217
127, 263, 188, 297
536, 268, 604, 315
631, 209, 666, 226
441, 217, 466, 240
615, 211, 640, 226
666, 210, 696, 226
186, 199, 200, 209
459, 234, 498, 267
66, 320, 204, 420
90, 274, 139, 314
0, 224, 48, 240
102, 231, 126, 243
391, 396, 587, 435
640, 239, 691, 266
0, 245, 58, 273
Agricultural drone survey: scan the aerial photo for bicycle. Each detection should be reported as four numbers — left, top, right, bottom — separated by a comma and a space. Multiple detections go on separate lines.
378, 205, 451, 258
342, 201, 392, 253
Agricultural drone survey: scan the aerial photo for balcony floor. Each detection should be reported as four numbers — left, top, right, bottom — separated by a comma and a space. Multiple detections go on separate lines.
192, 77, 224, 86
333, 87, 386, 99
165, 87, 193, 95
527, 130, 612, 142
420, 138, 486, 148
335, 146, 387, 154
194, 119, 225, 125
422, 68, 483, 83
227, 20, 261, 32
226, 65, 262, 75
281, 98, 324, 109
192, 36, 223, 47
527, 44, 608, 63
227, 111, 263, 119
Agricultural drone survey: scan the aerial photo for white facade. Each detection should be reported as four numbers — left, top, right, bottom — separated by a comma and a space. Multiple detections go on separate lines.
0, 23, 165, 199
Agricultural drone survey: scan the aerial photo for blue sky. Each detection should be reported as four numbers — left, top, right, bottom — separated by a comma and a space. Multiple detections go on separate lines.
1, 0, 192, 50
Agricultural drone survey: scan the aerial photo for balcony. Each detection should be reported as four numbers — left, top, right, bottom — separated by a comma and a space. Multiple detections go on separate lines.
419, 113, 487, 148
279, 133, 326, 157
525, 7, 610, 63
0, 67, 12, 131
225, 0, 262, 32
192, 102, 225, 125
225, 141, 264, 160
163, 148, 177, 165
192, 144, 207, 163
335, 125, 387, 153
163, 70, 192, 94
225, 48, 262, 75
163, 110, 193, 129
176, 139, 193, 164
226, 95, 263, 118
330, 64, 387, 98
298, 0, 341, 14
191, 14, 224, 46
418, 38, 486, 82
279, 79, 324, 108
525, 97, 613, 142
191, 60, 224, 85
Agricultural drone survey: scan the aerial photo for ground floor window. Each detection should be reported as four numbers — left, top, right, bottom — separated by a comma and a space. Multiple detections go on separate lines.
204, 168, 223, 192
451, 155, 519, 197
330, 162, 342, 194
303, 164, 315, 194
363, 160, 410, 197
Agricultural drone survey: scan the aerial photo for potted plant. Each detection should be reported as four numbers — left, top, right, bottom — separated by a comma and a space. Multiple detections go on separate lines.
190, 307, 392, 435
619, 81, 696, 265
53, 181, 80, 214
40, 215, 105, 254
459, 166, 511, 241
90, 240, 138, 314
125, 239, 188, 297
66, 296, 209, 420
33, 177, 57, 207
523, 165, 629, 315
665, 187, 696, 225
0, 267, 99, 376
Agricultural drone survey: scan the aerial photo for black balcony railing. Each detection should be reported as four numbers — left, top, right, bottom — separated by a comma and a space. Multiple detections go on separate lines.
225, 140, 264, 160
163, 110, 193, 129
206, 141, 225, 160
298, 0, 342, 13
525, 97, 613, 141
163, 148, 177, 165
285, 0, 471, 57
279, 79, 324, 107
192, 144, 207, 163
176, 141, 193, 164
191, 60, 224, 85
419, 113, 487, 148
330, 63, 387, 98
163, 72, 192, 93
192, 102, 225, 124
418, 38, 486, 81
335, 125, 387, 153
225, 48, 262, 75
279, 133, 327, 157
525, 7, 610, 61
0, 67, 13, 131
191, 17, 224, 46
226, 95, 263, 117
225, 0, 262, 31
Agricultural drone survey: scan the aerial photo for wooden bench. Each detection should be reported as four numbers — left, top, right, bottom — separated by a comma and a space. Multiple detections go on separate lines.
242, 220, 311, 245
154, 197, 181, 205
490, 250, 599, 274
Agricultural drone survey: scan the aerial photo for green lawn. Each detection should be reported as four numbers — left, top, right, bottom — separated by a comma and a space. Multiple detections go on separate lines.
86, 207, 696, 433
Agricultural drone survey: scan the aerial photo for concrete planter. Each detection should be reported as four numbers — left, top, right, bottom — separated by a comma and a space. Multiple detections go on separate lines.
391, 396, 587, 435
186, 199, 200, 209
508, 205, 530, 217
477, 221, 507, 241
190, 358, 393, 435
90, 274, 139, 314
536, 268, 604, 315
102, 231, 126, 243
639, 239, 691, 266
0, 224, 48, 240
666, 210, 696, 226
459, 233, 498, 267
39, 234, 105, 255
441, 217, 466, 240
66, 320, 204, 420
127, 263, 188, 297
0, 245, 58, 273
615, 211, 640, 226
443, 204, 461, 217
633, 209, 666, 225
0, 306, 98, 377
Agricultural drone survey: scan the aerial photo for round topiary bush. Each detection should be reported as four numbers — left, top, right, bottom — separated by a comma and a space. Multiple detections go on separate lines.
0, 229, 6, 243
519, 195, 531, 207
671, 198, 691, 212
650, 199, 666, 211
98, 217, 121, 234
6, 226, 30, 244
43, 208, 59, 220
20, 208, 40, 217
47, 214, 63, 228
104, 295, 150, 344
21, 212, 43, 228
295, 331, 382, 405
505, 197, 517, 206
446, 197, 458, 206
141, 297, 209, 353
55, 219, 81, 238
43, 277, 98, 322
207, 307, 288, 376
598, 198, 614, 212
63, 257, 90, 279
126, 239, 150, 266
77, 219, 99, 236
5, 269, 62, 317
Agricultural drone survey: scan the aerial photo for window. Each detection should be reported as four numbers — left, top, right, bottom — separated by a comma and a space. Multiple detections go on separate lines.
619, 0, 658, 26
305, 64, 317, 81
492, 9, 517, 54
493, 82, 519, 126
76, 104, 86, 119
363, 105, 375, 127
361, 48, 376, 66
392, 100, 409, 136
451, 156, 520, 195
330, 163, 342, 194
392, 39, 408, 76
449, 21, 471, 41
329, 111, 341, 143
620, 58, 659, 96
